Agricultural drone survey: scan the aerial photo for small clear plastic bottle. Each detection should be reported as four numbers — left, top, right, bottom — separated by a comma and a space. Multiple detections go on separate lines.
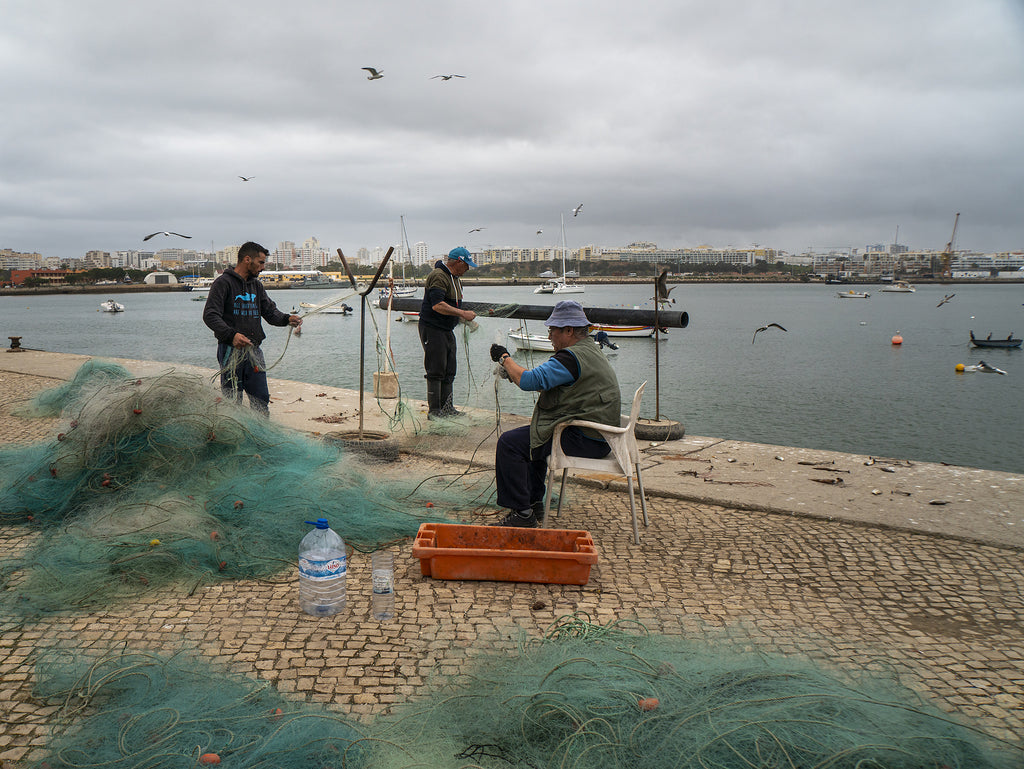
371, 551, 395, 620
298, 518, 346, 616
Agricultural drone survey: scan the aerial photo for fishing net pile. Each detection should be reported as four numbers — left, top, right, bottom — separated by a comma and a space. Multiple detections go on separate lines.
370, 615, 1016, 769
27, 618, 1017, 769
0, 361, 458, 615
31, 646, 367, 769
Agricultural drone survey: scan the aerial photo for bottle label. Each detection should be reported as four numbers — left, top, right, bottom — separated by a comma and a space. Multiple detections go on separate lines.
372, 568, 394, 594
299, 555, 347, 580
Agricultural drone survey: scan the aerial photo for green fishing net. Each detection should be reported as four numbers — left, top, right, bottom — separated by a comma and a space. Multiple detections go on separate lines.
27, 618, 1018, 769
30, 646, 367, 769
369, 614, 1016, 769
0, 362, 464, 615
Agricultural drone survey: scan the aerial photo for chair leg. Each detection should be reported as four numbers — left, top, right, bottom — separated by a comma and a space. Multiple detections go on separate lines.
626, 476, 640, 545
557, 470, 568, 516
635, 463, 649, 527
542, 466, 555, 528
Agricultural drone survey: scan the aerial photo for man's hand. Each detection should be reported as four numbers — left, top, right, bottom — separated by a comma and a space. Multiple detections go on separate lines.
232, 332, 253, 348
490, 344, 510, 362
288, 314, 303, 327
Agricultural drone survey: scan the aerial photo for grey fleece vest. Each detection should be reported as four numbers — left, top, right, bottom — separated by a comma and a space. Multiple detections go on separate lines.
529, 337, 621, 450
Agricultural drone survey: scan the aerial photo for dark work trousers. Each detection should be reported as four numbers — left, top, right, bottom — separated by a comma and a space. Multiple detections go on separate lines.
417, 322, 457, 385
495, 424, 611, 512
217, 343, 270, 415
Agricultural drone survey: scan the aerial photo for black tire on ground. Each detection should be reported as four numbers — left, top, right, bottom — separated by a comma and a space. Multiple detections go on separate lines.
325, 430, 400, 463
634, 418, 685, 442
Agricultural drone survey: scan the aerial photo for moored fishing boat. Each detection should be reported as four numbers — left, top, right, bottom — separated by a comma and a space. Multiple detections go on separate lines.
100, 299, 125, 312
590, 323, 657, 338
970, 331, 1022, 349
836, 290, 870, 299
879, 281, 915, 293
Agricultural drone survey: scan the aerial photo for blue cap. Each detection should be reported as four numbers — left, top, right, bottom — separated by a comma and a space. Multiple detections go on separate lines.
544, 300, 591, 328
448, 246, 477, 268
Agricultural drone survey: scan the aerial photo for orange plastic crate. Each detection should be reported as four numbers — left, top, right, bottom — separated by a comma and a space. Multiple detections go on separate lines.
412, 523, 599, 585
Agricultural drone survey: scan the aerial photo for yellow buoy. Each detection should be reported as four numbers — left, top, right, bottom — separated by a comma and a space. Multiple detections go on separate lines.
955, 363, 965, 373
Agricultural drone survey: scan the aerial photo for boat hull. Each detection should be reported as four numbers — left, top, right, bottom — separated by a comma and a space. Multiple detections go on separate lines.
837, 291, 870, 299
590, 323, 655, 338
970, 339, 1022, 349
508, 330, 554, 352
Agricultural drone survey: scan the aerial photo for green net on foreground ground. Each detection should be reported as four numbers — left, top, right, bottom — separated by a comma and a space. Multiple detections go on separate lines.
28, 618, 1018, 769
0, 362, 470, 616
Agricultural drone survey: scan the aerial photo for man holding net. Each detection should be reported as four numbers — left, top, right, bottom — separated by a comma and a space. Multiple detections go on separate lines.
489, 301, 621, 527
203, 241, 302, 414
418, 246, 478, 419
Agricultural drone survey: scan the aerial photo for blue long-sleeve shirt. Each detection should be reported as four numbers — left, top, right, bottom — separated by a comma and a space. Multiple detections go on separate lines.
519, 350, 578, 391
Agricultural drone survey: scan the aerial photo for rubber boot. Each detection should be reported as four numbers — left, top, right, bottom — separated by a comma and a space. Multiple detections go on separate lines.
426, 380, 444, 421
439, 381, 464, 418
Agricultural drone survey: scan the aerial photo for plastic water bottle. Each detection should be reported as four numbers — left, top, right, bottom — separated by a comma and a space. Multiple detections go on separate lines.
371, 551, 395, 620
298, 518, 346, 616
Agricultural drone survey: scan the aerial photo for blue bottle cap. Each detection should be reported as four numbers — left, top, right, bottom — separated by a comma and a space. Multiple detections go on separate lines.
304, 518, 329, 529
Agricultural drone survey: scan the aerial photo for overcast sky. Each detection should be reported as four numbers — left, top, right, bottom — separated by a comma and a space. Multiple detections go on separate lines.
3, 0, 1023, 259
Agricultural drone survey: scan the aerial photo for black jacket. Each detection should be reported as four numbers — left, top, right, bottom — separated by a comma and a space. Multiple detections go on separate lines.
202, 268, 290, 346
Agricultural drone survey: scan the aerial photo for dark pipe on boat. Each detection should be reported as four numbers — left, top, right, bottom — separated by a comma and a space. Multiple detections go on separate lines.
376, 297, 689, 329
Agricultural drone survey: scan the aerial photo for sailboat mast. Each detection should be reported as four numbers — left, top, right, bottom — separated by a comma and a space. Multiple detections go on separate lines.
560, 213, 567, 277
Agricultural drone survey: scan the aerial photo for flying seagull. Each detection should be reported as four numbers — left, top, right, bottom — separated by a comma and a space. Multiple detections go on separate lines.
652, 268, 677, 304
143, 231, 192, 242
238, 175, 254, 181
431, 74, 465, 80
536, 229, 543, 234
572, 203, 583, 217
937, 293, 955, 307
752, 323, 788, 344
468, 227, 485, 233
362, 67, 383, 80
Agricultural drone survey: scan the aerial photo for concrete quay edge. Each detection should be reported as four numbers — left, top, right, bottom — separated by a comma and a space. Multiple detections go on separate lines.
2, 348, 1022, 551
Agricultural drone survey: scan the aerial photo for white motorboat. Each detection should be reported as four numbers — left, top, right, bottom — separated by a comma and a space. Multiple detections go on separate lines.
100, 299, 125, 313
508, 329, 554, 352
836, 290, 870, 299
300, 300, 353, 315
879, 281, 915, 293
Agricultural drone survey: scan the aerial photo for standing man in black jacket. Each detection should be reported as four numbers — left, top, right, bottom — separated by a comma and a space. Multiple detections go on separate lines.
418, 246, 477, 419
203, 241, 302, 414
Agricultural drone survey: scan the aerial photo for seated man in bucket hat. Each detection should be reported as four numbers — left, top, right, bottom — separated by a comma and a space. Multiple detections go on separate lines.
489, 300, 621, 527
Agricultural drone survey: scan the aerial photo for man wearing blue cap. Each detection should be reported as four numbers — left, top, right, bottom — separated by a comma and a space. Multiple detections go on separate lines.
489, 300, 621, 527
418, 246, 478, 419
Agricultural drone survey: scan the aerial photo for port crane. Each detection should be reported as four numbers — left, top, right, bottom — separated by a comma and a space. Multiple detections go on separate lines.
940, 212, 960, 277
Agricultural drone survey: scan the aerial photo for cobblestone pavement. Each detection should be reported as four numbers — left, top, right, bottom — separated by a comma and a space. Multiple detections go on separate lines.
1, 371, 1022, 766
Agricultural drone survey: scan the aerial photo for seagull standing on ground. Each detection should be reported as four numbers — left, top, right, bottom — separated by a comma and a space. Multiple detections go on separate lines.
143, 231, 192, 242
652, 268, 676, 304
572, 203, 583, 217
937, 293, 955, 307
238, 176, 254, 181
362, 67, 383, 80
752, 323, 788, 344
431, 74, 465, 80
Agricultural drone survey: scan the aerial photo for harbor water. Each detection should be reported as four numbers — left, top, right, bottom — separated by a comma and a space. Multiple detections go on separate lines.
2, 282, 1022, 473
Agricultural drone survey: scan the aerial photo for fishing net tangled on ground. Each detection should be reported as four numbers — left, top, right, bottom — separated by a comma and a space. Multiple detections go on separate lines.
30, 646, 366, 769
27, 619, 1018, 769
367, 614, 1018, 769
0, 362, 460, 615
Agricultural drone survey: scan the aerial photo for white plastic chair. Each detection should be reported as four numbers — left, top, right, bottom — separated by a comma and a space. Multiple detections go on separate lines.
542, 381, 649, 544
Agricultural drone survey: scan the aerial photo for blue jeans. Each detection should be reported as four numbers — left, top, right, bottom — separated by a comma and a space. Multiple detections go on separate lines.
217, 343, 270, 415
495, 424, 610, 512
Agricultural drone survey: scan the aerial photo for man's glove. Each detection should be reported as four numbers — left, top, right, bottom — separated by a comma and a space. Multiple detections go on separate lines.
490, 344, 510, 362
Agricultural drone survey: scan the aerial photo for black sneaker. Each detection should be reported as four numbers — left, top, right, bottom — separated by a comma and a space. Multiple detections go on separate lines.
495, 509, 538, 528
